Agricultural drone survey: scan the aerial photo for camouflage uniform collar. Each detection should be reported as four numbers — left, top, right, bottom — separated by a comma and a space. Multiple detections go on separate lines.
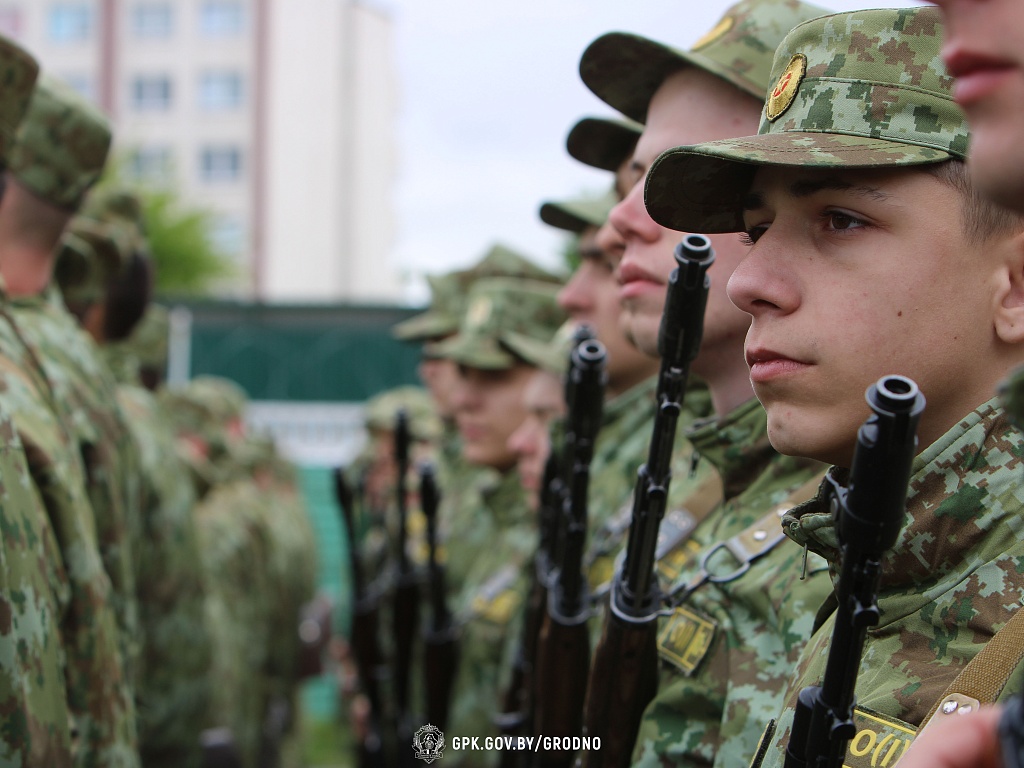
687, 397, 776, 500
602, 374, 657, 427
783, 397, 1021, 593
478, 466, 528, 527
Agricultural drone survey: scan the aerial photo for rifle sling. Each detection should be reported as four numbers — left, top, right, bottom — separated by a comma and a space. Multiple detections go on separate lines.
918, 604, 1024, 729
668, 472, 826, 608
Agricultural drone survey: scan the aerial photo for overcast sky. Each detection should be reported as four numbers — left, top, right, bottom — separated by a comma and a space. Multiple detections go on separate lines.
381, 0, 927, 301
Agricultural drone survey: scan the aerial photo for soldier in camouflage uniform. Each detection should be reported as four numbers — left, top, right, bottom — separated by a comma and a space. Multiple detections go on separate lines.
0, 75, 145, 703
0, 36, 77, 767
430, 275, 566, 757
644, 6, 1024, 765
576, 2, 838, 764
63, 228, 213, 768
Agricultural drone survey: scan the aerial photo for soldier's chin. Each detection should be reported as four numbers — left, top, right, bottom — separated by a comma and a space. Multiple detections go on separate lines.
621, 312, 660, 361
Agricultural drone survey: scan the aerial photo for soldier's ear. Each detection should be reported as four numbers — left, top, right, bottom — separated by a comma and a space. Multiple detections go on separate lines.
993, 230, 1024, 345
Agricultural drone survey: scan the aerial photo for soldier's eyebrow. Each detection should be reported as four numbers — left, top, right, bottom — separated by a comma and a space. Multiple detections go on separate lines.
788, 176, 891, 202
741, 176, 891, 212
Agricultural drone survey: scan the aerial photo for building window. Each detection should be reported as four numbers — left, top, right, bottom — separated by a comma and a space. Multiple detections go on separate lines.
0, 7, 23, 38
128, 146, 173, 183
199, 71, 243, 111
200, 146, 242, 183
60, 73, 96, 102
49, 3, 93, 43
210, 216, 245, 256
132, 3, 172, 39
130, 75, 172, 111
200, 1, 243, 37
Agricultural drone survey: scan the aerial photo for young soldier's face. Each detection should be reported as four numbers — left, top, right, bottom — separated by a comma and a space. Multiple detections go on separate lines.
609, 67, 760, 363
419, 354, 460, 420
558, 225, 658, 397
507, 369, 565, 511
934, 0, 1024, 213
727, 165, 1019, 467
452, 362, 536, 472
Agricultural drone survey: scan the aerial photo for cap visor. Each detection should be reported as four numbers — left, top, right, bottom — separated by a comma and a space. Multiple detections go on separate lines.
646, 131, 956, 233
392, 311, 458, 342
429, 333, 516, 370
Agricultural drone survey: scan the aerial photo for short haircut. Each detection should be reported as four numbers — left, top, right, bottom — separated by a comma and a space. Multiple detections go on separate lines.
926, 160, 1024, 244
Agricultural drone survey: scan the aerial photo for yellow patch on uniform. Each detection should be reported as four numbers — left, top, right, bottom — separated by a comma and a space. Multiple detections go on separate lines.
841, 707, 916, 768
657, 538, 702, 584
656, 605, 716, 675
766, 54, 806, 122
466, 296, 493, 329
691, 15, 734, 51
473, 589, 518, 626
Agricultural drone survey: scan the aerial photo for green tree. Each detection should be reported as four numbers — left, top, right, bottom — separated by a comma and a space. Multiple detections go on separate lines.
140, 189, 237, 296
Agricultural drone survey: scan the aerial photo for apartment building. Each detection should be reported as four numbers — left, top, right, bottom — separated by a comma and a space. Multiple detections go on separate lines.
0, 0, 401, 302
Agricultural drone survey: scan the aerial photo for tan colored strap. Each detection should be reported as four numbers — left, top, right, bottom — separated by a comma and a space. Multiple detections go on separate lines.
920, 606, 1024, 728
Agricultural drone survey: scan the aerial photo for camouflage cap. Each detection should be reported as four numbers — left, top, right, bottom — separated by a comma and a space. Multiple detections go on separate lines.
81, 186, 149, 255
163, 375, 248, 435
431, 277, 567, 371
9, 73, 112, 210
460, 242, 563, 285
645, 7, 965, 233
363, 385, 442, 443
54, 215, 127, 305
0, 36, 38, 164
579, 0, 830, 123
539, 189, 617, 234
503, 319, 578, 377
566, 116, 642, 171
392, 271, 463, 342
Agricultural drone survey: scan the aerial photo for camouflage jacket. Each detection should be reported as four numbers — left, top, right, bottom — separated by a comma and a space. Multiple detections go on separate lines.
0, 296, 138, 767
0, 407, 73, 766
632, 397, 829, 767
586, 377, 720, 600
9, 286, 142, 688
753, 398, 1024, 768
115, 383, 212, 768
449, 469, 532, 759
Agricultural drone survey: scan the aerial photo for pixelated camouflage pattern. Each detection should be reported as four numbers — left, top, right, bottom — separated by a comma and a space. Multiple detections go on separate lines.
539, 189, 617, 234
753, 399, 1024, 768
579, 0, 830, 123
392, 272, 465, 343
998, 364, 1024, 431
194, 476, 272, 768
396, 244, 563, 347
114, 383, 211, 768
584, 376, 716, 607
0, 35, 39, 161
0, 284, 138, 766
0, 407, 73, 766
565, 116, 642, 172
646, 6, 968, 234
79, 188, 148, 257
9, 286, 143, 695
431, 277, 567, 371
55, 217, 127, 308
448, 469, 532, 765
8, 74, 111, 210
632, 399, 829, 768
502, 319, 578, 377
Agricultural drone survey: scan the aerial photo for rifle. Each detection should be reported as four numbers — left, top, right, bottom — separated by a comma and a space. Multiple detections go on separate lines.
580, 234, 715, 768
532, 336, 607, 768
334, 466, 388, 768
496, 454, 561, 768
391, 410, 420, 765
420, 462, 458, 730
783, 375, 924, 768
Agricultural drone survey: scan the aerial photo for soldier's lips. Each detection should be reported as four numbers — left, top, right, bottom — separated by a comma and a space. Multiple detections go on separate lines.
944, 49, 1017, 107
746, 347, 811, 383
617, 260, 664, 301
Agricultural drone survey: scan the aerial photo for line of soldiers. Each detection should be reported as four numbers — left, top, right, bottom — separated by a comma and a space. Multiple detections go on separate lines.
0, 36, 319, 768
340, 2, 1024, 767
